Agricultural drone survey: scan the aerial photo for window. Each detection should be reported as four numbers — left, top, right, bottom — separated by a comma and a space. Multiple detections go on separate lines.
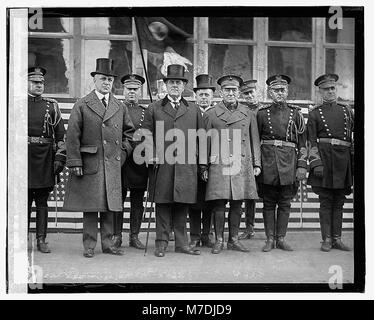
28, 17, 72, 95
209, 17, 253, 39
267, 17, 313, 101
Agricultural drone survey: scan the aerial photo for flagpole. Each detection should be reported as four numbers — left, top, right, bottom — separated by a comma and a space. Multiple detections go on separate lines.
134, 17, 153, 103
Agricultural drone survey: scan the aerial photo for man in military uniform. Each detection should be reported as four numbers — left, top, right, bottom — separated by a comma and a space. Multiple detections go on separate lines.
63, 58, 135, 258
307, 74, 353, 252
238, 79, 260, 240
141, 64, 204, 257
257, 75, 307, 252
113, 74, 147, 250
202, 75, 261, 254
28, 66, 66, 253
189, 74, 215, 249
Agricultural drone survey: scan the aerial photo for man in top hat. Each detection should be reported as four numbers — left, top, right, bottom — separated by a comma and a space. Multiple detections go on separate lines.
63, 58, 135, 258
257, 74, 308, 252
112, 74, 148, 250
307, 74, 353, 252
201, 75, 261, 254
238, 79, 260, 240
28, 66, 66, 253
189, 74, 215, 249
141, 64, 204, 257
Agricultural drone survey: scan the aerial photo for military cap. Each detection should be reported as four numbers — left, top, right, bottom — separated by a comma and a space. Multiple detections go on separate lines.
28, 67, 46, 81
193, 74, 216, 92
240, 79, 257, 93
314, 73, 339, 88
266, 74, 291, 88
217, 75, 244, 88
121, 74, 145, 88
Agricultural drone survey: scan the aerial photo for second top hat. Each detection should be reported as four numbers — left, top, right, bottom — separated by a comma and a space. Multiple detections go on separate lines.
90, 58, 117, 77
193, 74, 216, 92
163, 64, 188, 83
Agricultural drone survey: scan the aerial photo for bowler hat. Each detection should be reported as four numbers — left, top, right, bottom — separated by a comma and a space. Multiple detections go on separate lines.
163, 64, 188, 83
90, 58, 117, 77
193, 74, 216, 92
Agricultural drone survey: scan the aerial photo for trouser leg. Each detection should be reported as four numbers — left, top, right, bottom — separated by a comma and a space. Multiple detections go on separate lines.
201, 205, 213, 240
130, 188, 145, 238
155, 203, 171, 249
212, 200, 226, 241
83, 212, 98, 251
318, 191, 333, 241
189, 208, 202, 242
245, 199, 256, 229
332, 189, 346, 239
100, 211, 114, 251
276, 185, 293, 238
172, 203, 189, 250
228, 200, 243, 241
34, 189, 50, 240
262, 185, 277, 239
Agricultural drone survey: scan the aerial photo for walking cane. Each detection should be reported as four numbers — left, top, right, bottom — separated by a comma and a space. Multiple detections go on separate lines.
54, 175, 58, 227
144, 164, 159, 256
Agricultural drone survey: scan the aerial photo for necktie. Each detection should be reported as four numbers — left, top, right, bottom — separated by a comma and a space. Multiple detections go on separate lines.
173, 101, 180, 110
102, 97, 107, 109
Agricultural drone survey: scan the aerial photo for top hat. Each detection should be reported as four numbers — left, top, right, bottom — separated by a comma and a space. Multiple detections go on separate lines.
266, 74, 291, 88
240, 79, 258, 93
90, 58, 117, 77
163, 64, 188, 83
314, 73, 339, 88
28, 66, 46, 81
193, 74, 216, 92
217, 75, 244, 88
121, 74, 145, 88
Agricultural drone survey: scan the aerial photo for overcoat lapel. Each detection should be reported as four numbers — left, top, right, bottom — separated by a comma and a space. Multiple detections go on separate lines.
85, 90, 105, 119
226, 104, 248, 125
161, 96, 177, 118
103, 93, 120, 122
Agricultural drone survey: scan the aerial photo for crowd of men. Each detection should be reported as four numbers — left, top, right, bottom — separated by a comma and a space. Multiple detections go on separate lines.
27, 57, 354, 258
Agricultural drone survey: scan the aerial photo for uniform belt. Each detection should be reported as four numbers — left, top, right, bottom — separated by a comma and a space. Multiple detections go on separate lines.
317, 138, 351, 147
261, 139, 296, 148
28, 136, 54, 144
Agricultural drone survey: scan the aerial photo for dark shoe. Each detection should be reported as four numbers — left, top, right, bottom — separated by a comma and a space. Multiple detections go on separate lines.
262, 239, 275, 252
129, 237, 146, 250
169, 232, 175, 241
211, 240, 224, 254
332, 239, 351, 251
321, 239, 332, 252
201, 238, 215, 248
112, 235, 123, 248
276, 238, 293, 251
83, 248, 95, 258
37, 239, 51, 253
175, 246, 201, 255
189, 240, 201, 248
238, 228, 255, 240
103, 247, 124, 256
154, 247, 165, 257
227, 240, 250, 252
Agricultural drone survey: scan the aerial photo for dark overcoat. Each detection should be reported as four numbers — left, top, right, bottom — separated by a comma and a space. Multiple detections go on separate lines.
121, 102, 148, 190
307, 101, 353, 192
203, 102, 261, 201
140, 96, 205, 204
28, 95, 66, 190
63, 90, 134, 212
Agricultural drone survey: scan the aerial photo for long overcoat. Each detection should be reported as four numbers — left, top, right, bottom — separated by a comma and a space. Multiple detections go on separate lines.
203, 102, 261, 201
140, 96, 205, 204
63, 90, 134, 212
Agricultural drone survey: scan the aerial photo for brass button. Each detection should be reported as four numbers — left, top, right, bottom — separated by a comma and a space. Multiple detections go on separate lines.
116, 156, 121, 161
104, 157, 108, 161
103, 140, 107, 145
115, 140, 119, 145
102, 124, 105, 128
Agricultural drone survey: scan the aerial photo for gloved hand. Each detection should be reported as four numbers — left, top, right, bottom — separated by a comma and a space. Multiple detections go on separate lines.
253, 166, 261, 177
70, 166, 83, 176
200, 169, 208, 182
313, 166, 324, 178
296, 167, 307, 181
54, 161, 64, 175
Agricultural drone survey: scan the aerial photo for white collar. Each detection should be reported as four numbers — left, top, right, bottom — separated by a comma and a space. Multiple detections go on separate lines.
167, 95, 181, 103
95, 90, 109, 102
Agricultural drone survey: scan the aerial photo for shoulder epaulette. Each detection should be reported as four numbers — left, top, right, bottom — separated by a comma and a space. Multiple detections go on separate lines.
258, 104, 271, 111
308, 104, 318, 112
42, 97, 58, 104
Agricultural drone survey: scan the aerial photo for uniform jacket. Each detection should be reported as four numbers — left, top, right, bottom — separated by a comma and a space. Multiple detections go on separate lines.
121, 101, 148, 190
203, 101, 261, 201
257, 102, 307, 186
63, 90, 135, 212
28, 95, 66, 189
141, 96, 205, 204
307, 101, 353, 190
